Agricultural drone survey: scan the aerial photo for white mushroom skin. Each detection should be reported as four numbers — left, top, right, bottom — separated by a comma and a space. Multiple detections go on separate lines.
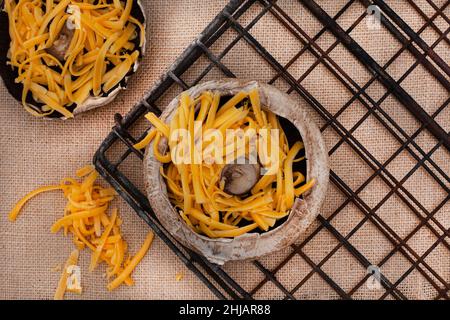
221, 163, 260, 196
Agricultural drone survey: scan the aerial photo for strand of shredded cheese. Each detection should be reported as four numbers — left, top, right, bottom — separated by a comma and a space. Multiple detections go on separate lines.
284, 141, 303, 209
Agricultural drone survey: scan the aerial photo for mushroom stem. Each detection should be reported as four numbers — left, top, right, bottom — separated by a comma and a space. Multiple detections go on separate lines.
220, 161, 260, 196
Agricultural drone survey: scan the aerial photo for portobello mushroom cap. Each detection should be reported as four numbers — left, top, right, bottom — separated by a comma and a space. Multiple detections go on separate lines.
144, 79, 329, 265
0, 0, 147, 119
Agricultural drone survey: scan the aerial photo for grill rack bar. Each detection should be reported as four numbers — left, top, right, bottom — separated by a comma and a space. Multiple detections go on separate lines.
302, 0, 450, 151
94, 0, 450, 299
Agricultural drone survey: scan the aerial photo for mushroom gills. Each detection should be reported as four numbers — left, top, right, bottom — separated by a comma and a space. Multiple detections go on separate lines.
220, 162, 260, 196
47, 22, 75, 62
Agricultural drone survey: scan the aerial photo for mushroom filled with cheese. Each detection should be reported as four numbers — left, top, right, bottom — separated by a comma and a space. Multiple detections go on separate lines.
0, 0, 146, 119
220, 161, 261, 196
141, 80, 329, 265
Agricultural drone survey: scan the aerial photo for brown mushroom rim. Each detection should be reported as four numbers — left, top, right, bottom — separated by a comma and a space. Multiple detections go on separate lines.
144, 79, 329, 265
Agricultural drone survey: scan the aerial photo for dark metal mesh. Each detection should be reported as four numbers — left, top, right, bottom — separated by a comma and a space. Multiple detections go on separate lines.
94, 0, 450, 300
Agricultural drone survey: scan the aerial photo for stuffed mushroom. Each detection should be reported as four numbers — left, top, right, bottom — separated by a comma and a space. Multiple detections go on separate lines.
142, 79, 329, 265
0, 0, 146, 119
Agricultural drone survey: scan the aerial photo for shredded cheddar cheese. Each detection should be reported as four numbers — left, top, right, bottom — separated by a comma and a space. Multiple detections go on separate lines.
8, 185, 63, 222
134, 89, 316, 238
8, 165, 154, 298
107, 231, 154, 291
5, 0, 144, 118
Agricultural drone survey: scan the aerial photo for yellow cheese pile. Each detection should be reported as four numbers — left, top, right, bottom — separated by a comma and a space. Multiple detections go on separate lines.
134, 89, 315, 238
8, 165, 154, 298
5, 0, 145, 118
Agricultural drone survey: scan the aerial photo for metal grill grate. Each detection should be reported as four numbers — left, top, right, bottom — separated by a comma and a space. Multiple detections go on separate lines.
94, 0, 450, 300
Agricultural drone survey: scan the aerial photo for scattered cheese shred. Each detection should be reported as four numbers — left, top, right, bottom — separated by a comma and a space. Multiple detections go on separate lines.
8, 185, 63, 222
89, 209, 117, 271
107, 231, 154, 291
54, 249, 79, 300
8, 165, 154, 297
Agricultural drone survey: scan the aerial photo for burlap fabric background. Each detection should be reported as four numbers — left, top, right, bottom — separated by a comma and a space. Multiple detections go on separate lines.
1, 0, 449, 299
